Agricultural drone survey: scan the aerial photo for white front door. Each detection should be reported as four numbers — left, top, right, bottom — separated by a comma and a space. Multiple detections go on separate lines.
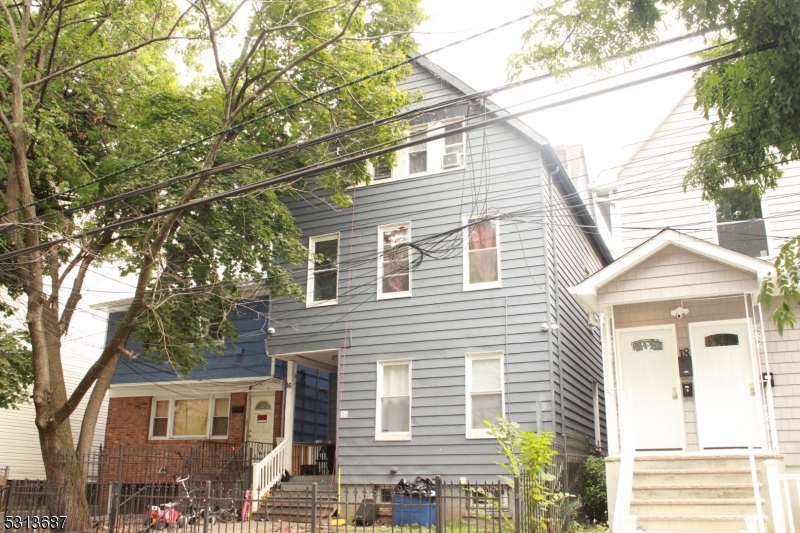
247, 393, 276, 444
689, 320, 763, 449
617, 326, 685, 450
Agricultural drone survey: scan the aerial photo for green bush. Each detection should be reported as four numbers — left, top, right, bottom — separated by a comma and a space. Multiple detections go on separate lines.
582, 456, 607, 523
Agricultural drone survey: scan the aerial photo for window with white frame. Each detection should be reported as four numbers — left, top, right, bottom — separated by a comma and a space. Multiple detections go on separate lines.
150, 397, 230, 439
466, 352, 504, 438
408, 128, 428, 174
307, 233, 339, 305
442, 122, 464, 169
463, 215, 501, 290
714, 188, 769, 257
378, 223, 411, 299
376, 360, 411, 440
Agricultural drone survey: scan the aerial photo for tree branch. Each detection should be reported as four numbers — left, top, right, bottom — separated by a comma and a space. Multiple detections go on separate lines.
231, 0, 363, 118
58, 233, 111, 335
22, 3, 194, 90
1, 0, 19, 44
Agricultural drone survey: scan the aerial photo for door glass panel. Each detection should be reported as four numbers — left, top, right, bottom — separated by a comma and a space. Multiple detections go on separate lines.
255, 401, 271, 410
704, 333, 739, 347
631, 339, 664, 352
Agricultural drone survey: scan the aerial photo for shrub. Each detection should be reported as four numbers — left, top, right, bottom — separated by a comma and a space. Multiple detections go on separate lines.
582, 456, 607, 523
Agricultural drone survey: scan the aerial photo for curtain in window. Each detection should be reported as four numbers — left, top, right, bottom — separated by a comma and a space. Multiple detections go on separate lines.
381, 364, 410, 432
173, 399, 210, 436
468, 220, 498, 284
382, 227, 410, 293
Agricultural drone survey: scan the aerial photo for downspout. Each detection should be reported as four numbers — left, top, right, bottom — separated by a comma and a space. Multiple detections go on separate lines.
549, 166, 566, 435
541, 167, 557, 434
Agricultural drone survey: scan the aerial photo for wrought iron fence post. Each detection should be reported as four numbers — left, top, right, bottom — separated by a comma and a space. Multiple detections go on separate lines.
513, 476, 521, 533
117, 444, 124, 485
203, 481, 211, 533
564, 433, 570, 494
190, 447, 196, 484
8, 479, 18, 517
311, 482, 318, 533
108, 481, 120, 533
435, 476, 442, 532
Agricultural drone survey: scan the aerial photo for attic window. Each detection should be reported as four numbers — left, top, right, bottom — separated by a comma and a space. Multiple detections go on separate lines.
704, 333, 739, 347
631, 339, 664, 352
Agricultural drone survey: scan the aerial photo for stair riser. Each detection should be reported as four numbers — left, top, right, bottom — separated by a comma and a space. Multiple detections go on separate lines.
633, 458, 757, 471
632, 487, 758, 499
631, 504, 758, 516
634, 473, 753, 484
636, 517, 750, 532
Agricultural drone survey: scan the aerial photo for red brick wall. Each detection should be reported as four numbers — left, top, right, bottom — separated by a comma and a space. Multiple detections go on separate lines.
274, 390, 283, 443
105, 392, 248, 449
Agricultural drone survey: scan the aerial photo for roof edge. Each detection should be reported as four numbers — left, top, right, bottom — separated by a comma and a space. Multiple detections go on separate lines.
410, 53, 612, 266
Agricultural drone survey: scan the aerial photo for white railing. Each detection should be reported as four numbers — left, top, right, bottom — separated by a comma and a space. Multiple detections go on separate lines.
612, 387, 636, 533
251, 437, 291, 509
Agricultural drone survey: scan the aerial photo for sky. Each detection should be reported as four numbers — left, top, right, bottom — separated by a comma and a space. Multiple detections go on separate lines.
414, 0, 699, 185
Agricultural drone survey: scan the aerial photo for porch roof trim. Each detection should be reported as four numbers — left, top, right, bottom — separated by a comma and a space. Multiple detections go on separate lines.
569, 229, 774, 313
270, 348, 338, 373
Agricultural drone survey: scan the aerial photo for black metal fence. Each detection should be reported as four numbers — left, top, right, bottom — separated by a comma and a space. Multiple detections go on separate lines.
1, 433, 597, 533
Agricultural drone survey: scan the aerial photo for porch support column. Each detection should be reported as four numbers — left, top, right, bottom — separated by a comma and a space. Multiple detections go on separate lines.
284, 361, 297, 472
601, 310, 620, 456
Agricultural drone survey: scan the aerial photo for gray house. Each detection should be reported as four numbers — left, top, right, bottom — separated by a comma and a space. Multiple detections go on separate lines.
256, 55, 613, 493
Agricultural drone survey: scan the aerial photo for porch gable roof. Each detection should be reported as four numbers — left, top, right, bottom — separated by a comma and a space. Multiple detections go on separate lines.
569, 229, 774, 312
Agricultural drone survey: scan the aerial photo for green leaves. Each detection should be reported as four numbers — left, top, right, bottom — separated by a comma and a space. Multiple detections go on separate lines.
485, 417, 567, 532
0, 324, 33, 410
512, 0, 800, 334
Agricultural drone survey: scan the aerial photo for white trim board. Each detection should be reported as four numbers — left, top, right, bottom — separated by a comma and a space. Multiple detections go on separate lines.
569, 229, 774, 313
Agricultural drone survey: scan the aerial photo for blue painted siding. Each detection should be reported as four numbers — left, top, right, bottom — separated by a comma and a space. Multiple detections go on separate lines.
266, 60, 609, 484
107, 298, 329, 444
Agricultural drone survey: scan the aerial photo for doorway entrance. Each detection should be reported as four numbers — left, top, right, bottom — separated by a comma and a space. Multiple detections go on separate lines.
617, 325, 685, 450
689, 319, 763, 448
247, 392, 276, 444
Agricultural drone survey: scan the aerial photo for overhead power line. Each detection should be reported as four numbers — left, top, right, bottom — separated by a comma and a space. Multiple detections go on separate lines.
1, 31, 722, 236
0, 10, 542, 221
0, 41, 777, 263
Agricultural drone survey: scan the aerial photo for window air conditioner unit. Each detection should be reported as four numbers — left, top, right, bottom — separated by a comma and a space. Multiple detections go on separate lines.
442, 152, 463, 169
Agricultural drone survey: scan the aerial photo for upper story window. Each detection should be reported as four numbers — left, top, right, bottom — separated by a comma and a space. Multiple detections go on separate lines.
307, 233, 339, 306
443, 122, 464, 169
376, 360, 412, 441
369, 120, 465, 183
151, 397, 230, 440
408, 128, 428, 174
463, 215, 502, 291
378, 223, 411, 299
715, 188, 768, 257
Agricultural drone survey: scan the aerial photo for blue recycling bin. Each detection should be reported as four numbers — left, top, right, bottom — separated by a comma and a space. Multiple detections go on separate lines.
392, 494, 436, 527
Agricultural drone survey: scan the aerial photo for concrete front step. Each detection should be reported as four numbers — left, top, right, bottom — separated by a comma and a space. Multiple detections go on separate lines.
634, 469, 756, 484
630, 499, 761, 517
631, 454, 779, 472
632, 483, 761, 499
635, 514, 760, 533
